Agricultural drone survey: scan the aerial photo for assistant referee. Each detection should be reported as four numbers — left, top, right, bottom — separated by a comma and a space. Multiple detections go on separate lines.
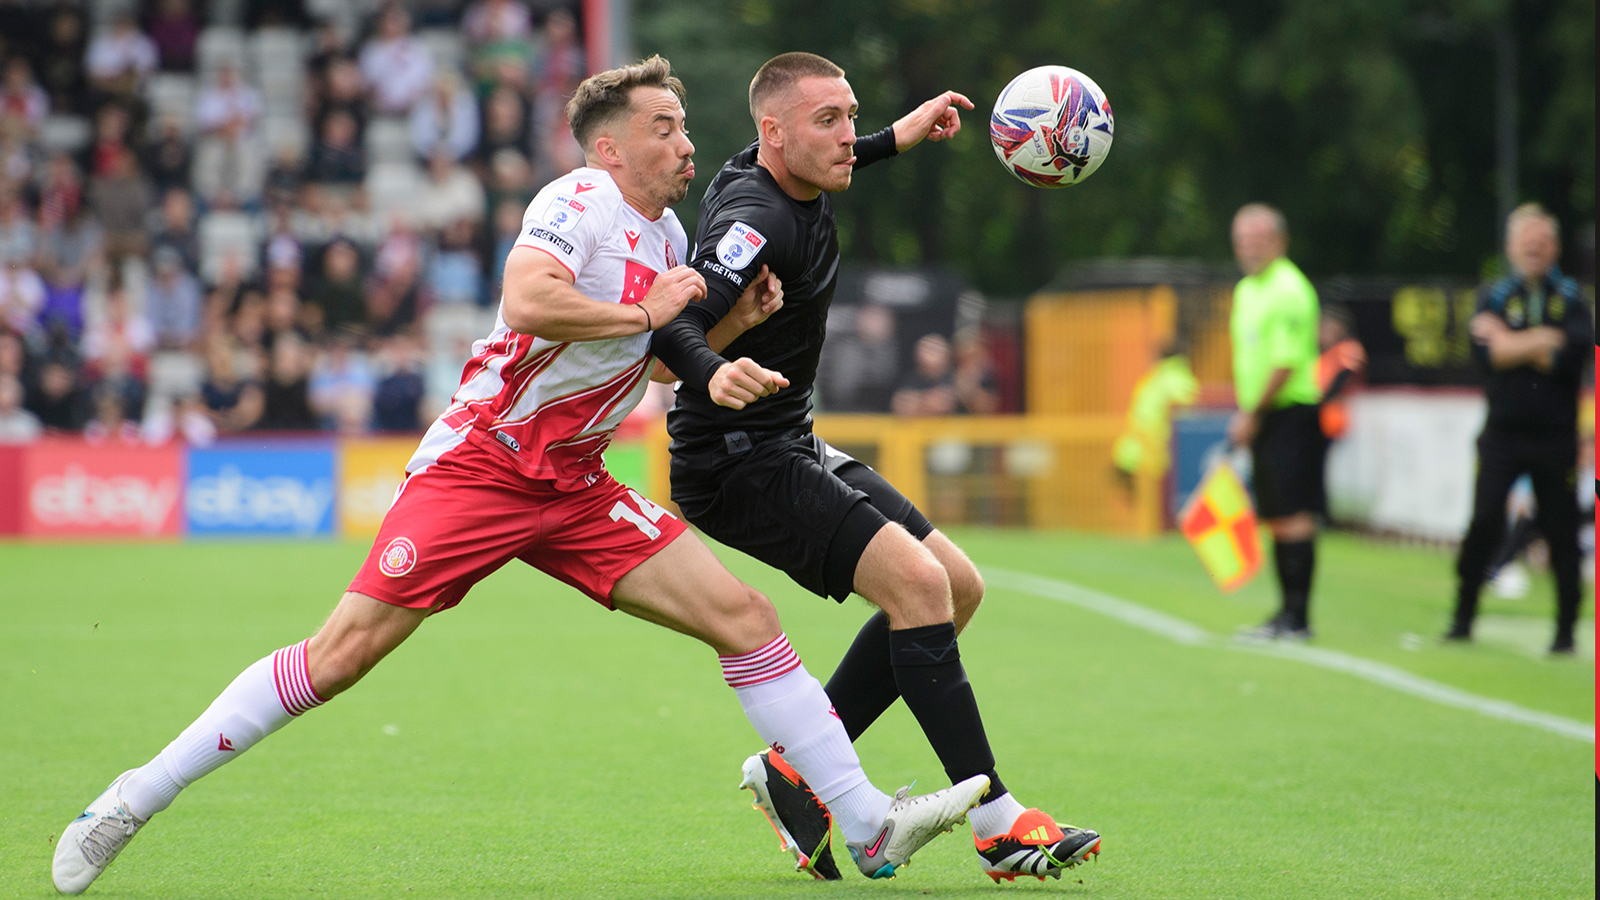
1227, 203, 1324, 640
1447, 203, 1592, 654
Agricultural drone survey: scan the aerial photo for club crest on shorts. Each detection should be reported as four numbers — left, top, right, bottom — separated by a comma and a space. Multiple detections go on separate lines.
379, 537, 418, 577
542, 195, 587, 233
716, 222, 765, 271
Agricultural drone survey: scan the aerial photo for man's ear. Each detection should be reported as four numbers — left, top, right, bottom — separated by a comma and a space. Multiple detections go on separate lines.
593, 134, 623, 167
759, 114, 783, 149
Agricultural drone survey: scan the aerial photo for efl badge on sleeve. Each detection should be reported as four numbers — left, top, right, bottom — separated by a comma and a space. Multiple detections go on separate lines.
1179, 463, 1263, 592
543, 195, 587, 233
716, 222, 765, 271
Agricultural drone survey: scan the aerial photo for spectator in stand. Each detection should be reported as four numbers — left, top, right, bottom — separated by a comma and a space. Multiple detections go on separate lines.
366, 222, 420, 336
416, 148, 485, 232
818, 303, 898, 412
35, 200, 105, 339
426, 218, 482, 306
82, 284, 155, 372
0, 330, 25, 381
0, 189, 35, 265
27, 345, 88, 432
84, 103, 133, 178
141, 390, 215, 445
463, 0, 533, 90
149, 187, 200, 274
530, 9, 585, 179
200, 337, 263, 432
257, 331, 316, 430
371, 333, 425, 431
84, 11, 158, 101
36, 153, 84, 232
1, 254, 45, 336
0, 372, 42, 443
314, 57, 368, 148
306, 109, 366, 185
88, 151, 154, 264
358, 4, 434, 117
193, 61, 265, 208
410, 71, 479, 163
39, 6, 89, 114
263, 285, 311, 344
1, 57, 49, 135
308, 238, 366, 332
309, 330, 376, 433
83, 375, 142, 443
146, 0, 200, 72
483, 148, 533, 222
147, 246, 203, 351
475, 87, 531, 167
952, 326, 1002, 415
0, 116, 31, 184
892, 334, 959, 417
142, 116, 193, 194
487, 197, 521, 303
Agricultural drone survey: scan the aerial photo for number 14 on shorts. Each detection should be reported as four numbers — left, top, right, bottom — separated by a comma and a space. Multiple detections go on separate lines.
609, 489, 673, 539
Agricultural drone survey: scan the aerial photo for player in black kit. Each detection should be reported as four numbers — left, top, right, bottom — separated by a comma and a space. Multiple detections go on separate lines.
651, 52, 1101, 883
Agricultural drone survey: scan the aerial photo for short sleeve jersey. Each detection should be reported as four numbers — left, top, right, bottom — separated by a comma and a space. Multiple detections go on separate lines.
650, 143, 841, 449
409, 168, 688, 489
1230, 256, 1321, 411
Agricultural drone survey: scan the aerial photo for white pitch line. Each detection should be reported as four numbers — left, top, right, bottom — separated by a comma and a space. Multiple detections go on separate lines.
982, 566, 1595, 745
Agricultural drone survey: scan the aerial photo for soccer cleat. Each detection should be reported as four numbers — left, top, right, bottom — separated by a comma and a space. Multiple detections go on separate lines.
52, 770, 148, 895
975, 808, 1102, 882
845, 774, 990, 879
739, 750, 841, 881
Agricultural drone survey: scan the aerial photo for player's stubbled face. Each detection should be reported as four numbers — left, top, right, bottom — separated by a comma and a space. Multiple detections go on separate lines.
620, 86, 696, 210
781, 76, 858, 194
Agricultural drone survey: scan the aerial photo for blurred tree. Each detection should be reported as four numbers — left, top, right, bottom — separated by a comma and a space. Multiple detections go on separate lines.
635, 0, 1595, 292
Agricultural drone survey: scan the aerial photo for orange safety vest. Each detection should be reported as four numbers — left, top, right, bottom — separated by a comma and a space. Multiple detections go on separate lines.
1316, 338, 1366, 439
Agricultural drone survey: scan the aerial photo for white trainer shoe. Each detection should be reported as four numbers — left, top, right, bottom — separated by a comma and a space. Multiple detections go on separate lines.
845, 774, 990, 879
53, 770, 147, 895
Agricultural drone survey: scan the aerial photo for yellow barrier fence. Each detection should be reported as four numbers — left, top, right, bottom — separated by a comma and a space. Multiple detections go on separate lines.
644, 414, 1163, 536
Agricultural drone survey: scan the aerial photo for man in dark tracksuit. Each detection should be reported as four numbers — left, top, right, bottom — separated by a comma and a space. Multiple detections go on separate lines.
1447, 204, 1593, 654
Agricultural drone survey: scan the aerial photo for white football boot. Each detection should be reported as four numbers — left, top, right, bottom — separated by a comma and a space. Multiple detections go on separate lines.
53, 770, 148, 894
844, 774, 990, 878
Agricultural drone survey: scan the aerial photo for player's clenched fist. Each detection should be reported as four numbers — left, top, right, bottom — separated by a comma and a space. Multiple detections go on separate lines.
709, 357, 789, 409
640, 265, 706, 332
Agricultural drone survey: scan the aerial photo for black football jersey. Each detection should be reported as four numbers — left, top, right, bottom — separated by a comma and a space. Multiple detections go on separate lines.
650, 130, 896, 450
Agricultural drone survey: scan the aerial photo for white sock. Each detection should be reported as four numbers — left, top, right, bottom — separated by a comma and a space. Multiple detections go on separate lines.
967, 791, 1028, 840
720, 634, 893, 844
120, 640, 326, 820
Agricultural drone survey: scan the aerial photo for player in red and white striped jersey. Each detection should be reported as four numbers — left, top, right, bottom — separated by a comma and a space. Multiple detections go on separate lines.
52, 57, 986, 896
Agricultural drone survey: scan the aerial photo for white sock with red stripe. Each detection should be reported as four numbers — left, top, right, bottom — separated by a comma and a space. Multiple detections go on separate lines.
118, 640, 326, 821
720, 634, 892, 844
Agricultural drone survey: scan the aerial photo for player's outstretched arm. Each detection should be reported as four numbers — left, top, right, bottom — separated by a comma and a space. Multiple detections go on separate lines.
502, 247, 705, 342
650, 266, 784, 383
892, 90, 976, 152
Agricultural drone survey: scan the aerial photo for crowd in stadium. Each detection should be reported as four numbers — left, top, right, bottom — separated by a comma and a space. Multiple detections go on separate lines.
0, 0, 589, 445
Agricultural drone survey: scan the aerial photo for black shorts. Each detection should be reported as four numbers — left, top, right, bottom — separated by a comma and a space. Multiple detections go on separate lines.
1249, 403, 1327, 519
670, 429, 935, 601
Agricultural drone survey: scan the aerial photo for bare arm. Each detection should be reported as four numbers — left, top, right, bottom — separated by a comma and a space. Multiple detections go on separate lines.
1228, 367, 1291, 446
500, 246, 704, 342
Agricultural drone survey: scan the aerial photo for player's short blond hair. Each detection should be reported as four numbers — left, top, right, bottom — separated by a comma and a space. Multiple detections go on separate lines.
748, 52, 845, 123
1506, 202, 1560, 241
566, 55, 686, 152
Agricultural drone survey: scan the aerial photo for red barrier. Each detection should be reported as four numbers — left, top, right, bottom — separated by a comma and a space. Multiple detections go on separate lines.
17, 439, 183, 538
0, 446, 23, 535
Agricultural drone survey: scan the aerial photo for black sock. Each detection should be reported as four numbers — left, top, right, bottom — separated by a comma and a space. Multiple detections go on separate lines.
888, 622, 1005, 800
1274, 539, 1315, 630
824, 611, 902, 742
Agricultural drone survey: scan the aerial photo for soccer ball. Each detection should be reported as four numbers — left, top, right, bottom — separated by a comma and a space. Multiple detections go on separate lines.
989, 66, 1114, 188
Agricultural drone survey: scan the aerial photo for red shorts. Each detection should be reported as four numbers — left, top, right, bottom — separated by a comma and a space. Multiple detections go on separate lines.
348, 440, 687, 612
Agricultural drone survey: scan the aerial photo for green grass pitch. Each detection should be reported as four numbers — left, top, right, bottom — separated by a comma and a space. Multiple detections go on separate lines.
1, 531, 1593, 899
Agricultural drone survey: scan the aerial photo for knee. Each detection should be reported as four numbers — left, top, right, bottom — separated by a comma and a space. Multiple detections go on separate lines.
709, 587, 782, 656
883, 555, 953, 626
950, 563, 985, 627
306, 631, 381, 698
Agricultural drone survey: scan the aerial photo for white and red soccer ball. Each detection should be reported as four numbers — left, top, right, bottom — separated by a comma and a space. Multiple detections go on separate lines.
990, 65, 1114, 188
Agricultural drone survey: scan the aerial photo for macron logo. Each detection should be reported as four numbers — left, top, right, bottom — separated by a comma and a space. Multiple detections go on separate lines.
574, 182, 597, 193
218, 734, 235, 752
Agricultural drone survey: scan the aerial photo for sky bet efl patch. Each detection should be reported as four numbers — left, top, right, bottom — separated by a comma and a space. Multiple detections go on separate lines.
716, 222, 766, 271
542, 195, 587, 232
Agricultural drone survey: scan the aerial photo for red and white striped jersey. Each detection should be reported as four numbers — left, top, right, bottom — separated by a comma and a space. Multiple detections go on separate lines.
409, 168, 688, 489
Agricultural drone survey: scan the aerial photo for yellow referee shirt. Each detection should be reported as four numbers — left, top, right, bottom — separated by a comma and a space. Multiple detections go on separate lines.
1230, 256, 1321, 411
